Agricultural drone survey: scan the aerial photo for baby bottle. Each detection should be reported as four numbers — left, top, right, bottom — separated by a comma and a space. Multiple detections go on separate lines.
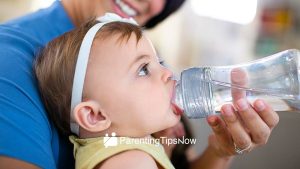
174, 49, 300, 118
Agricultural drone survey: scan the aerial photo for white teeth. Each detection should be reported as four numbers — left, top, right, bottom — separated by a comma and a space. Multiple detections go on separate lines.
115, 0, 137, 16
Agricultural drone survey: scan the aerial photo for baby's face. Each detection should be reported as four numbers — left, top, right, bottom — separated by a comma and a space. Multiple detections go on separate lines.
84, 33, 181, 137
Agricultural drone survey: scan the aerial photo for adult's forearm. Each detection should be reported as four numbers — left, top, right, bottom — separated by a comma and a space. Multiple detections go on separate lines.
189, 146, 234, 169
0, 156, 40, 169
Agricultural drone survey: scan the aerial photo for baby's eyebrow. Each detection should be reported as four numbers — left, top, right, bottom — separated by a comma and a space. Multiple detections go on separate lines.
158, 56, 163, 62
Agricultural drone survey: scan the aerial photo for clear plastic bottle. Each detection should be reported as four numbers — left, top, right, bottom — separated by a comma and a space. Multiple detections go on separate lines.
174, 49, 300, 118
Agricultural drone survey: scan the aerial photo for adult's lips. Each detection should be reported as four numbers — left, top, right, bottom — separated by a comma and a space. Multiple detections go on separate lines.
112, 0, 139, 18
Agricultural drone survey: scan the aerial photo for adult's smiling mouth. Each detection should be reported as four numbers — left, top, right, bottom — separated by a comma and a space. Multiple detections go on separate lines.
112, 0, 139, 18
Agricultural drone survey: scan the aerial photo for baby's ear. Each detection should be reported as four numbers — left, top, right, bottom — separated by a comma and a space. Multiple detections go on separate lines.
73, 100, 111, 132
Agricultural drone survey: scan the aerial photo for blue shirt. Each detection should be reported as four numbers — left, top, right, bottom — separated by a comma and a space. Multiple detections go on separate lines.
0, 1, 75, 168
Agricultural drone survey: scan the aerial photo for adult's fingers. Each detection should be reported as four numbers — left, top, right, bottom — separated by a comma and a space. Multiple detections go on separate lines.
220, 104, 252, 150
207, 115, 232, 148
231, 68, 248, 102
253, 99, 279, 129
230, 69, 271, 145
235, 98, 271, 145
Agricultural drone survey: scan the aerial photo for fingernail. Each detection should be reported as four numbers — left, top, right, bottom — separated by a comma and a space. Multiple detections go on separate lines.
208, 116, 218, 126
237, 99, 248, 111
255, 100, 265, 111
223, 105, 233, 117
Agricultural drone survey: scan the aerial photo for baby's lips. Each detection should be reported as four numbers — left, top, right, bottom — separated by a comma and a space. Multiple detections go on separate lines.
172, 102, 183, 116
170, 82, 183, 116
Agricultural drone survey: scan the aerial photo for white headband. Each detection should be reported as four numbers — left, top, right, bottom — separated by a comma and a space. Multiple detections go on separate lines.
70, 13, 138, 135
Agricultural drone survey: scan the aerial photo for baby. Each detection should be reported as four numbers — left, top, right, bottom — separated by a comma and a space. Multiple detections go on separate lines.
35, 13, 182, 169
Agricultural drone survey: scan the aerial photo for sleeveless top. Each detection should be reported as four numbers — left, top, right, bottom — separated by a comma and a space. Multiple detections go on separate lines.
69, 135, 175, 169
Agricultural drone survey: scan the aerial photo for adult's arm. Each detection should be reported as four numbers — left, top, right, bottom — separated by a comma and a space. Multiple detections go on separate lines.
0, 156, 40, 169
189, 146, 233, 169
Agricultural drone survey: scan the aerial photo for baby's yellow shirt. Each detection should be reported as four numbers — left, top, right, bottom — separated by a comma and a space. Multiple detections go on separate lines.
69, 135, 175, 169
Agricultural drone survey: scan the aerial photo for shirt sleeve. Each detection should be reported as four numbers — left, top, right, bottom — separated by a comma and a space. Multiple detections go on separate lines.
0, 2, 75, 168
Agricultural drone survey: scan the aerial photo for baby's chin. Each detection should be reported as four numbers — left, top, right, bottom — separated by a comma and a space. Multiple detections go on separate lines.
152, 117, 179, 132
165, 113, 182, 129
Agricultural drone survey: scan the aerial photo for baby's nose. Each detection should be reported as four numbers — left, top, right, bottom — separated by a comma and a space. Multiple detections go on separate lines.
161, 67, 173, 82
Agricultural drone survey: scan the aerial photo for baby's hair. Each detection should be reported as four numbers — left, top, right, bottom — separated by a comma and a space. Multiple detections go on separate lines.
35, 19, 143, 135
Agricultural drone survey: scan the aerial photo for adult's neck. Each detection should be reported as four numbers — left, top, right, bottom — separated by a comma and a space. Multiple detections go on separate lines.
61, 0, 105, 27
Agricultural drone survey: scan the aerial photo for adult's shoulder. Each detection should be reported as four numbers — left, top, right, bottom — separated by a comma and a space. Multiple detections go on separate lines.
2, 1, 74, 45
0, 25, 42, 77
0, 25, 42, 56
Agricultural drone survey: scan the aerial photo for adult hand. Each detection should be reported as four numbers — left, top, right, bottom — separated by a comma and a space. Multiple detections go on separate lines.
206, 68, 279, 157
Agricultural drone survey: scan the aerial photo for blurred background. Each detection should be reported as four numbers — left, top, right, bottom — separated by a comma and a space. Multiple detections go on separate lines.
1, 0, 300, 168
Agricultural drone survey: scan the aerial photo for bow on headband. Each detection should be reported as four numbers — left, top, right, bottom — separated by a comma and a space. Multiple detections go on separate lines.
70, 13, 139, 135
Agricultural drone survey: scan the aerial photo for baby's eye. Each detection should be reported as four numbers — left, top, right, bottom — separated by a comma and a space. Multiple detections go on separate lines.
159, 60, 165, 66
138, 63, 150, 76
158, 57, 165, 66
